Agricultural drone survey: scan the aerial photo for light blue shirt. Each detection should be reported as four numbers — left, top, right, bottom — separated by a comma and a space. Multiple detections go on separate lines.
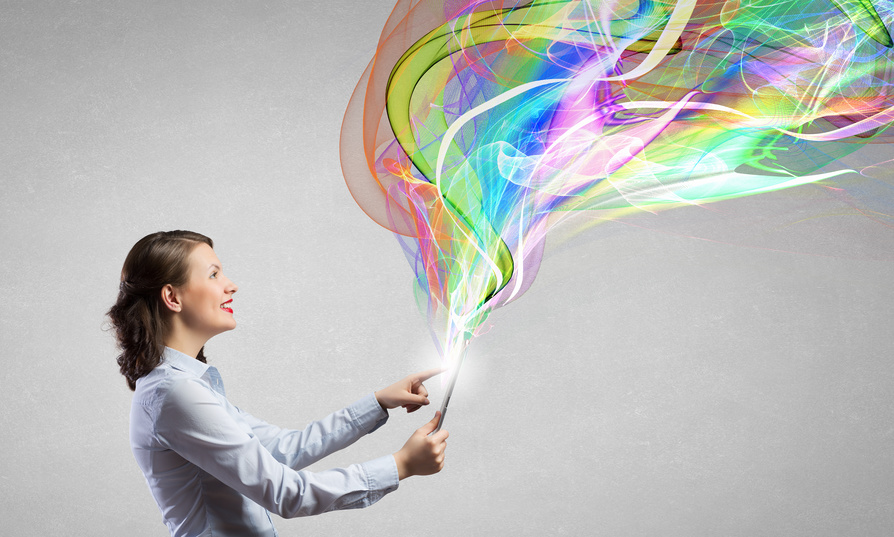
130, 347, 399, 537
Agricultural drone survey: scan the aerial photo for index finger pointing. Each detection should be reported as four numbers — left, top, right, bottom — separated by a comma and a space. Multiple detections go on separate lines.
412, 367, 447, 383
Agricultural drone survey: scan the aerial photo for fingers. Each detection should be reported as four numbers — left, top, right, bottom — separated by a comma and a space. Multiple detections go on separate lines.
405, 374, 431, 413
406, 379, 429, 412
380, 368, 442, 413
412, 367, 447, 384
429, 428, 449, 443
403, 393, 429, 406
418, 411, 441, 435
408, 369, 437, 408
401, 392, 429, 413
403, 403, 422, 413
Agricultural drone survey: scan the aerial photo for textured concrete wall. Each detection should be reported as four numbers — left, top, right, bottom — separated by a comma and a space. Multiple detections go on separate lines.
1, 1, 892, 536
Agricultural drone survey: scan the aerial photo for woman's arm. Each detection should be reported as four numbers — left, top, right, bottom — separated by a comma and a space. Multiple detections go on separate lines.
234, 393, 388, 470
156, 378, 398, 518
237, 368, 444, 470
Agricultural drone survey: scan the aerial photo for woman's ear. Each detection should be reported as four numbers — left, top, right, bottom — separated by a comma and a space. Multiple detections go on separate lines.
161, 284, 182, 313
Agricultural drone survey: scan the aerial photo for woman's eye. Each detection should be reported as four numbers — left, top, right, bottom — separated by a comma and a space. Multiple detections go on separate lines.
210, 272, 218, 279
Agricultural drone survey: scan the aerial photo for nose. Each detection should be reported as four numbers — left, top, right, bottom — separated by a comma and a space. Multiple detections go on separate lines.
226, 276, 238, 294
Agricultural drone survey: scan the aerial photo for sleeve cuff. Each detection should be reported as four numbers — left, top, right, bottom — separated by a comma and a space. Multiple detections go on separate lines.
362, 454, 400, 495
347, 393, 390, 434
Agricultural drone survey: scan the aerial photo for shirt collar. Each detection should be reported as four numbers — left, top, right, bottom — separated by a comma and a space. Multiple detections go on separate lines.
162, 347, 211, 378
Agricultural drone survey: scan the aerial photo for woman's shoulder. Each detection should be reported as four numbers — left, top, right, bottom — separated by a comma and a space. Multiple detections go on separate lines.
133, 363, 212, 410
136, 371, 223, 438
162, 374, 216, 405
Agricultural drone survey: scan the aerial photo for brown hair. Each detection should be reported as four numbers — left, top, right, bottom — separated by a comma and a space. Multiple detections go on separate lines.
107, 231, 213, 390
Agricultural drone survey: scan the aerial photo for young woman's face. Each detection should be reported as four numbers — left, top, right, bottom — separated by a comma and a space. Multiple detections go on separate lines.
177, 243, 238, 339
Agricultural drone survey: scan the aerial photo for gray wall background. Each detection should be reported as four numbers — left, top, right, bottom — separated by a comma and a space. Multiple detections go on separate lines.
1, 1, 892, 535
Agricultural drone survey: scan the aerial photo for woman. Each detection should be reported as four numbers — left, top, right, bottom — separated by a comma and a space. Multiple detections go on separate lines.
108, 230, 448, 537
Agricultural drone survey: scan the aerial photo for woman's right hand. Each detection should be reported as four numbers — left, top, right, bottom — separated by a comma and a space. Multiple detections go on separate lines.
393, 412, 448, 480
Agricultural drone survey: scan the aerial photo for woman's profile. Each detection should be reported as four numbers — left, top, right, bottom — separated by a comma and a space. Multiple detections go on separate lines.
107, 230, 449, 536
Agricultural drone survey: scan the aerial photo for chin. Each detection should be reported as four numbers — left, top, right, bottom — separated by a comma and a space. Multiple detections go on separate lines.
212, 323, 236, 337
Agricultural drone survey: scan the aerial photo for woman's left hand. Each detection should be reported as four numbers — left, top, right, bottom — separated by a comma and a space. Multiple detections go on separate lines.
375, 368, 445, 413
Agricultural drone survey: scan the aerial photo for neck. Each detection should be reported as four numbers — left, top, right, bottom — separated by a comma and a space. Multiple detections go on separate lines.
165, 320, 209, 360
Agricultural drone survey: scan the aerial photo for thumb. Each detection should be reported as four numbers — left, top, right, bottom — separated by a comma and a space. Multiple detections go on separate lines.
418, 411, 441, 435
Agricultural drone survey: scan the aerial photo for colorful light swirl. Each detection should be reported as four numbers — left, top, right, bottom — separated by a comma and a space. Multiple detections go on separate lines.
341, 0, 893, 414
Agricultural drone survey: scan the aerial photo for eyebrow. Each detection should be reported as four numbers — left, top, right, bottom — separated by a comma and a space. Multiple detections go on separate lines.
209, 264, 221, 272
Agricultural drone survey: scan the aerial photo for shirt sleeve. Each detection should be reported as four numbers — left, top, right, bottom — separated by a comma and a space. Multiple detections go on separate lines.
154, 378, 399, 518
234, 393, 389, 471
